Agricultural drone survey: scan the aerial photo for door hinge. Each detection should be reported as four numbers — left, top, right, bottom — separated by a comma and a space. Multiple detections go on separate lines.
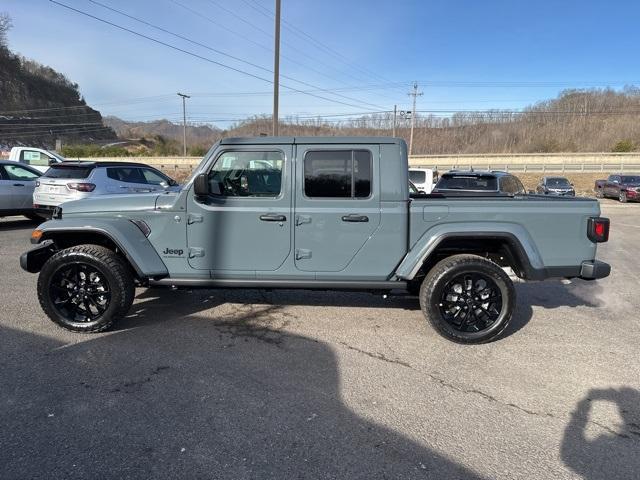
295, 215, 312, 226
187, 213, 203, 225
295, 249, 312, 260
188, 247, 205, 258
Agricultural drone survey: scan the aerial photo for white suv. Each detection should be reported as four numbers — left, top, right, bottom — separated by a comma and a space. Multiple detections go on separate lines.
33, 161, 180, 215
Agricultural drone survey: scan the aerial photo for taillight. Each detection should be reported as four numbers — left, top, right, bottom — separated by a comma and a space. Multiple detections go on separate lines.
587, 217, 609, 243
67, 182, 96, 192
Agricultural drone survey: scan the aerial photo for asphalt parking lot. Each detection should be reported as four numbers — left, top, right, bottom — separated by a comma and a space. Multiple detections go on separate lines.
1, 200, 639, 480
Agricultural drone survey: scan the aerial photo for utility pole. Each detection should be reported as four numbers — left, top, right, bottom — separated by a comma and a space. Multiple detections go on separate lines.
392, 104, 397, 137
177, 92, 190, 156
272, 0, 281, 136
408, 81, 423, 156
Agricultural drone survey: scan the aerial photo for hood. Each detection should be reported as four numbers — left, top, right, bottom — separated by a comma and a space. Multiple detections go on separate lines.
59, 193, 161, 215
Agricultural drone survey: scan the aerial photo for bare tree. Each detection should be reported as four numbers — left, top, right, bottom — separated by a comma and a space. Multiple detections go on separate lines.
0, 12, 12, 48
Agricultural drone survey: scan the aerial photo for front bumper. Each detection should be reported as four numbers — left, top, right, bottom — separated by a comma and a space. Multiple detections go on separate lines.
579, 260, 611, 280
20, 240, 56, 273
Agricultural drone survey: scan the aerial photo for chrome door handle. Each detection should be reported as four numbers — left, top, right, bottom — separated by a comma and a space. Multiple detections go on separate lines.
341, 214, 369, 223
260, 214, 286, 222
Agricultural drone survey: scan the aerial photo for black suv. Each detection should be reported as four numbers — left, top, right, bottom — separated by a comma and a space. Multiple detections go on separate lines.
432, 170, 526, 196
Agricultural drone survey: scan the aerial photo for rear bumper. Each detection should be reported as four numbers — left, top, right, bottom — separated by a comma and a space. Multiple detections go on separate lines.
579, 260, 611, 280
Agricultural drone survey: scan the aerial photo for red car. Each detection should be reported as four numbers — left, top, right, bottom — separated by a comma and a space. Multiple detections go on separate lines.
595, 174, 640, 203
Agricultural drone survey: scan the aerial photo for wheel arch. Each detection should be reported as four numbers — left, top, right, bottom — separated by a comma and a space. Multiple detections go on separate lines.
23, 218, 168, 279
396, 226, 545, 281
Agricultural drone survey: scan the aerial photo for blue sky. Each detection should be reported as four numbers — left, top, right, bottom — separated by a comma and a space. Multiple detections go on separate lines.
4, 0, 640, 127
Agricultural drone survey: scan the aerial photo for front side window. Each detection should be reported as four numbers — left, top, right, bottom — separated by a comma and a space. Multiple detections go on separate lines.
304, 150, 372, 198
141, 168, 169, 185
2, 165, 40, 181
208, 151, 283, 197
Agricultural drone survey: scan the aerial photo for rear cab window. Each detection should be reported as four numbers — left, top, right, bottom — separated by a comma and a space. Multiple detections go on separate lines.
437, 174, 497, 191
304, 150, 372, 198
409, 170, 426, 184
20, 150, 52, 166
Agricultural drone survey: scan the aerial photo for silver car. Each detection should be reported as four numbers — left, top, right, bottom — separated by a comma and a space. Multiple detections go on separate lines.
33, 161, 180, 215
0, 160, 44, 220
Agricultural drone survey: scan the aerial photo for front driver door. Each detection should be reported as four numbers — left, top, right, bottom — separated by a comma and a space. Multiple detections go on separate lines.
187, 147, 292, 274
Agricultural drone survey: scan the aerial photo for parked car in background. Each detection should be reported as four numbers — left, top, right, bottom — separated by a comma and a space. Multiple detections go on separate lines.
8, 147, 65, 173
432, 170, 526, 196
0, 160, 44, 221
536, 176, 575, 196
33, 161, 180, 215
408, 168, 437, 193
595, 174, 640, 203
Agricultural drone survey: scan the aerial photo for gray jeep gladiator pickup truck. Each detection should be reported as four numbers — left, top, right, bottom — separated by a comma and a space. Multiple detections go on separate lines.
20, 137, 611, 343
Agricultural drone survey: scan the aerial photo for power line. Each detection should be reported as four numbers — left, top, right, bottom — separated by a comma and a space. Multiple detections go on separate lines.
50, 0, 386, 112
240, 0, 395, 87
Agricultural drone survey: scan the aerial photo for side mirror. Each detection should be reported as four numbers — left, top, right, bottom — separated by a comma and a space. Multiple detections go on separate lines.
48, 157, 57, 166
168, 179, 178, 187
193, 173, 209, 197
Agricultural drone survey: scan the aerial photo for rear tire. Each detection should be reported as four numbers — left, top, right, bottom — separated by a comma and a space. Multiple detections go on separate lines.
37, 244, 135, 332
595, 189, 603, 199
419, 254, 515, 344
619, 191, 628, 203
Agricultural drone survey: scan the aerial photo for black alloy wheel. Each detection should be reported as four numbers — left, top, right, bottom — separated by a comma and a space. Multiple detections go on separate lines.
49, 262, 111, 323
438, 272, 502, 333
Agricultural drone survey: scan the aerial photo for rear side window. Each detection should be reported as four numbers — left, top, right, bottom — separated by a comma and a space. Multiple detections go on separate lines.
141, 168, 169, 185
436, 175, 497, 191
44, 165, 93, 179
304, 150, 372, 198
409, 170, 426, 184
107, 167, 147, 184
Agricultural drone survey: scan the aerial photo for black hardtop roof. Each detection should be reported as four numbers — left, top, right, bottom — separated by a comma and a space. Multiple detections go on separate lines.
220, 136, 405, 145
54, 161, 156, 169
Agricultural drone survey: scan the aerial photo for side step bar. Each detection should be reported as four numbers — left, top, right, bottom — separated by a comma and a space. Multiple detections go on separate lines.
149, 278, 407, 291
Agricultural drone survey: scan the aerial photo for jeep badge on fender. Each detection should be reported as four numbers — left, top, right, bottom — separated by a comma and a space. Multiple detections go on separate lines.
163, 248, 184, 256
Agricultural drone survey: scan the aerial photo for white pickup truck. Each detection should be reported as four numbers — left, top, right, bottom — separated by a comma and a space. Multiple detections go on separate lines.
7, 147, 65, 173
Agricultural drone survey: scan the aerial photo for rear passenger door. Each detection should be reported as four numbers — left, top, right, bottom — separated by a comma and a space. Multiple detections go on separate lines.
294, 145, 380, 273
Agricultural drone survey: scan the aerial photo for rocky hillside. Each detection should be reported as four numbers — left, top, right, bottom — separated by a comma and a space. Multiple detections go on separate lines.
0, 41, 116, 149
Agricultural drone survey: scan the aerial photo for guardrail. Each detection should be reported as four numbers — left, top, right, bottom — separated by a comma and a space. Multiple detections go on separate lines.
70, 153, 640, 173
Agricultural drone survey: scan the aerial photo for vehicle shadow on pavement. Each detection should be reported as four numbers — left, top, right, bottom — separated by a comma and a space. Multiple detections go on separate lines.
505, 279, 604, 337
0, 217, 40, 231
1, 322, 488, 479
561, 387, 640, 480
119, 287, 420, 331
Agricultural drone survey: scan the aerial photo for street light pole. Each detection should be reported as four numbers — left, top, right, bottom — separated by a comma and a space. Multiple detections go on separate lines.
177, 92, 190, 156
272, 0, 281, 136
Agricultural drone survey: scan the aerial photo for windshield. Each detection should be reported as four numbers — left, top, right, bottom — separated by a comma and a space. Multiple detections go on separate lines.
409, 170, 426, 184
43, 165, 93, 179
436, 175, 497, 191
546, 177, 570, 187
621, 176, 640, 184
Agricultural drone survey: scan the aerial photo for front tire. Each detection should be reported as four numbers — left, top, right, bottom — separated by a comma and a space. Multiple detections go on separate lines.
419, 254, 515, 344
37, 244, 135, 332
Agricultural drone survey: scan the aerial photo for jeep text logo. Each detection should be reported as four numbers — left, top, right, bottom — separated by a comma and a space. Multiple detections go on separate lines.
163, 248, 184, 256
